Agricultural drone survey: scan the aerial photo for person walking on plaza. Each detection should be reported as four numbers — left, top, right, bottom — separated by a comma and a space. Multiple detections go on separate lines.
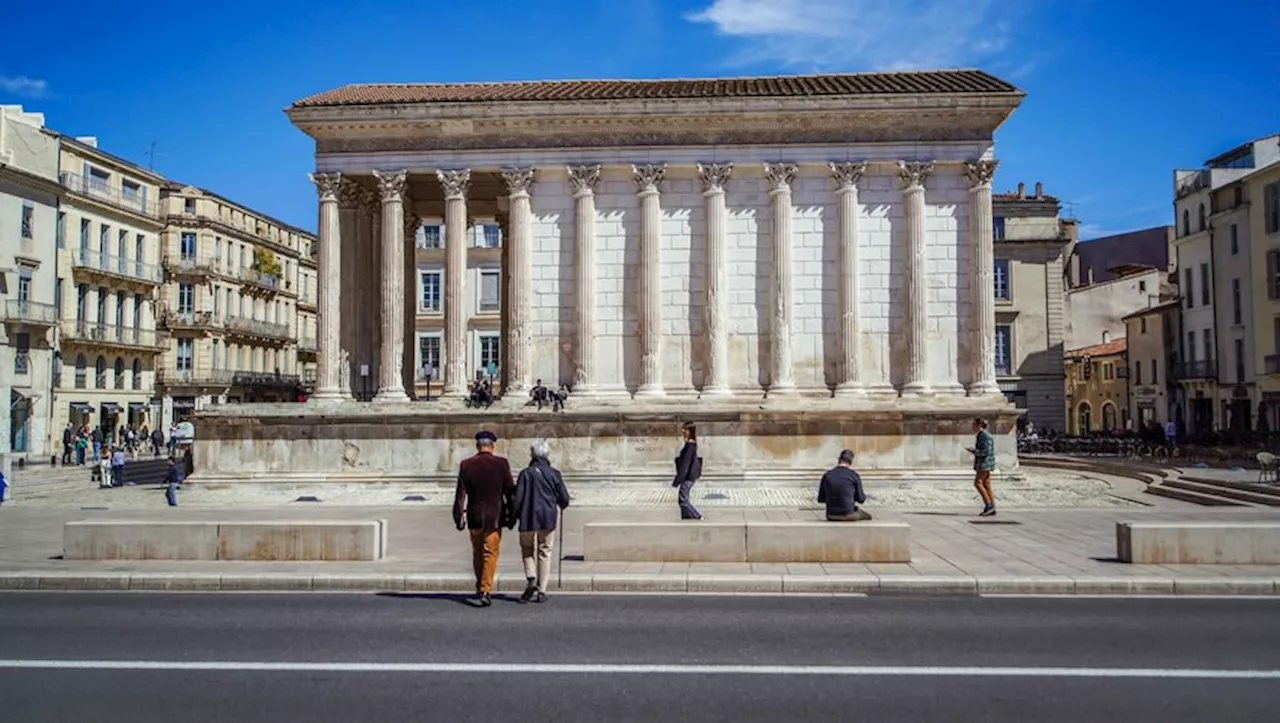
672, 421, 703, 520
164, 452, 185, 507
61, 423, 74, 466
151, 427, 165, 458
90, 426, 104, 462
110, 446, 127, 487
818, 449, 871, 522
452, 430, 515, 607
513, 438, 571, 604
967, 417, 997, 517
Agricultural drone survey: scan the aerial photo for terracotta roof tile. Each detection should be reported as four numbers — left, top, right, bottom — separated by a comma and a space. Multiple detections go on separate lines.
1067, 338, 1127, 359
292, 70, 1019, 108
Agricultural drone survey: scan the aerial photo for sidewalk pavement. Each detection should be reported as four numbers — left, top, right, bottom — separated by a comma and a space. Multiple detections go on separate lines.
2, 505, 1279, 596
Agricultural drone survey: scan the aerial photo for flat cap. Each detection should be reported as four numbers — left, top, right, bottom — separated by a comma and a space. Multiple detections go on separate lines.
475, 430, 498, 444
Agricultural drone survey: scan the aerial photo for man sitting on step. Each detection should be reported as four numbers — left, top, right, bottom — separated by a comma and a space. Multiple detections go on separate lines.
818, 449, 871, 522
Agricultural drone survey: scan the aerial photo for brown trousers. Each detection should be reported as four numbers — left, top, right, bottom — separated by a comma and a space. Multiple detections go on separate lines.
469, 528, 502, 594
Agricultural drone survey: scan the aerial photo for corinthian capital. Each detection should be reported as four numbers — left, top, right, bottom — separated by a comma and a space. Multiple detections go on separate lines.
897, 160, 934, 190
698, 163, 733, 193
337, 179, 365, 209
404, 214, 422, 239
632, 164, 666, 193
567, 164, 601, 195
501, 167, 535, 196
309, 172, 343, 203
372, 170, 409, 202
764, 162, 798, 191
829, 161, 867, 189
436, 169, 471, 200
963, 159, 999, 189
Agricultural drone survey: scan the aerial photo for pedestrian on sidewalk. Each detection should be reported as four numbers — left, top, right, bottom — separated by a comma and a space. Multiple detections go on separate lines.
818, 449, 871, 522
513, 438, 571, 604
90, 427, 103, 462
110, 446, 127, 487
967, 417, 997, 517
164, 452, 185, 506
74, 429, 87, 466
151, 427, 165, 458
61, 423, 74, 466
672, 421, 703, 520
452, 430, 516, 607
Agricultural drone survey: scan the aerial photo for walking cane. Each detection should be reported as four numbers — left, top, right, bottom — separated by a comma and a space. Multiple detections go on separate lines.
557, 508, 565, 589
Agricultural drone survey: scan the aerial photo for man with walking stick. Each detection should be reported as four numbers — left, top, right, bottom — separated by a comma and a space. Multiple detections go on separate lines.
512, 438, 570, 604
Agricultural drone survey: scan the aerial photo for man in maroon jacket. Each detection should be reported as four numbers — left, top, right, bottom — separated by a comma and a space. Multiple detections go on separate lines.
452, 430, 515, 607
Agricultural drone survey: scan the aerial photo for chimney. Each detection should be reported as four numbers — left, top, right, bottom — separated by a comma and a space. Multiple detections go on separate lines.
1017, 182, 1026, 199
1035, 182, 1044, 197
1102, 330, 1111, 344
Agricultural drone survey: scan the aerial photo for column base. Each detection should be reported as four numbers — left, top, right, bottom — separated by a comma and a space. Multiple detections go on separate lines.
967, 381, 1003, 397
833, 382, 866, 398
372, 388, 410, 403
700, 384, 732, 398
861, 383, 900, 398
308, 389, 347, 404
767, 382, 798, 397
634, 384, 666, 399
933, 382, 968, 397
900, 381, 934, 397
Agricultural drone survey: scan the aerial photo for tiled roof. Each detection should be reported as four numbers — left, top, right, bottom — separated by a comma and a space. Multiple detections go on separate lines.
292, 70, 1019, 108
993, 192, 1060, 203
1067, 338, 1127, 359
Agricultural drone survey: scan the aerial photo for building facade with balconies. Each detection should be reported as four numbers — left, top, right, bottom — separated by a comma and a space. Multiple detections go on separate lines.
155, 183, 314, 421
51, 134, 166, 443
1123, 300, 1180, 430
0, 106, 61, 464
1064, 335, 1128, 436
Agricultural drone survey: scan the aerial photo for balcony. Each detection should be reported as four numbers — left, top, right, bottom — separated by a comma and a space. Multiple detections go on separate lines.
232, 370, 301, 389
1175, 360, 1218, 380
159, 309, 220, 331
71, 249, 164, 285
240, 268, 283, 293
224, 315, 291, 341
61, 320, 162, 350
60, 172, 158, 218
297, 336, 317, 355
163, 253, 221, 277
157, 369, 234, 387
1, 300, 58, 327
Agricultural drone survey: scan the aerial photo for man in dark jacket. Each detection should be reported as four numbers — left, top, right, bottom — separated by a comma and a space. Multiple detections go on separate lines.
452, 430, 515, 607
818, 449, 871, 521
513, 439, 571, 603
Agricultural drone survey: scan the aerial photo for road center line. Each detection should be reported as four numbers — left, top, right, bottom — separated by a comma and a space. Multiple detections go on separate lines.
0, 660, 1277, 680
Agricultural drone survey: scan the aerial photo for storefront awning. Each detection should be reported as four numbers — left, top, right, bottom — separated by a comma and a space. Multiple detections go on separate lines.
69, 402, 93, 413
127, 402, 149, 411
172, 398, 197, 410
100, 403, 122, 413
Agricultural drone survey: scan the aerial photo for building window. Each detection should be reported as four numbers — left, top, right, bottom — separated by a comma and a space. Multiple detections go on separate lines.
419, 270, 442, 313
135, 234, 145, 268
992, 216, 1005, 241
1230, 224, 1239, 255
1203, 328, 1213, 366
14, 332, 30, 376
184, 198, 196, 215
1235, 339, 1245, 383
1200, 263, 1210, 306
419, 225, 443, 249
1078, 403, 1092, 435
132, 359, 142, 389
1265, 182, 1279, 234
1140, 317, 1147, 334
95, 356, 107, 389
1182, 209, 1190, 237
994, 325, 1012, 376
1270, 250, 1280, 300
75, 354, 87, 389
79, 218, 89, 250
479, 269, 500, 313
180, 232, 197, 258
1232, 278, 1242, 325
177, 339, 193, 372
211, 339, 221, 370
178, 283, 195, 314
1151, 358, 1158, 385
474, 224, 501, 249
1184, 267, 1194, 308
1139, 280, 1147, 293
993, 259, 1010, 300
417, 335, 441, 378
1198, 203, 1206, 232
1134, 360, 1143, 386
478, 334, 501, 377
56, 211, 65, 247
1102, 403, 1117, 432
20, 201, 34, 239
114, 357, 125, 390
1187, 330, 1197, 363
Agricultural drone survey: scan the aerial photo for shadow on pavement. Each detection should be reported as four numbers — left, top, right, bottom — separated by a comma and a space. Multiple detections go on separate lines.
375, 592, 520, 607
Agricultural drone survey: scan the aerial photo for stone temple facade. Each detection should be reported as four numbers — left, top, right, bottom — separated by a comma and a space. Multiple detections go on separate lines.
193, 70, 1025, 486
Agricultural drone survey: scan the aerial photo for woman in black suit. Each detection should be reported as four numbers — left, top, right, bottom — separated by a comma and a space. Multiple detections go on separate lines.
672, 421, 703, 520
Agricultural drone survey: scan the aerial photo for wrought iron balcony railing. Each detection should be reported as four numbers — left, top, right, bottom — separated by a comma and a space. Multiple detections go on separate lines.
61, 320, 161, 349
1175, 360, 1218, 380
0, 300, 58, 326
71, 249, 164, 284
60, 172, 159, 218
224, 315, 291, 340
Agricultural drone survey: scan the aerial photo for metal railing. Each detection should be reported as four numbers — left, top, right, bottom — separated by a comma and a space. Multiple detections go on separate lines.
61, 320, 161, 348
233, 371, 300, 388
157, 369, 235, 386
60, 172, 158, 218
224, 315, 290, 340
1, 300, 58, 325
240, 268, 282, 291
1175, 360, 1218, 379
71, 249, 164, 284
297, 336, 317, 352
163, 254, 221, 275
160, 309, 218, 329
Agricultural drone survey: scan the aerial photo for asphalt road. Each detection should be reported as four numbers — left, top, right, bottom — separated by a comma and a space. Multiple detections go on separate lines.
1, 593, 1278, 722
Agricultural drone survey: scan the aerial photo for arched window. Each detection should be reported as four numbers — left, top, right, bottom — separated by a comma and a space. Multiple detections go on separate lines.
132, 359, 142, 390
1182, 209, 1190, 236
75, 354, 87, 389
1102, 402, 1117, 431
1078, 402, 1092, 435
95, 356, 107, 389
1198, 203, 1206, 231
114, 357, 125, 389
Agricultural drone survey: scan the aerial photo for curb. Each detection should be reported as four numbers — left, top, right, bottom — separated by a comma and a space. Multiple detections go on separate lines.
1, 572, 1277, 596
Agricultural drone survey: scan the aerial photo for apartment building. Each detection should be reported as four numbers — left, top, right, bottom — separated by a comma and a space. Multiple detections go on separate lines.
51, 135, 166, 443
0, 106, 60, 464
412, 219, 504, 398
1123, 300, 1180, 430
1064, 335, 1128, 435
1174, 134, 1279, 435
991, 182, 1076, 431
1241, 136, 1280, 431
155, 183, 315, 424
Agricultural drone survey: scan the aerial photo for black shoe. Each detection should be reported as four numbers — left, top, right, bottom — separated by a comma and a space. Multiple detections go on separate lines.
520, 582, 537, 604
979, 507, 995, 517
479, 593, 492, 607
534, 592, 547, 603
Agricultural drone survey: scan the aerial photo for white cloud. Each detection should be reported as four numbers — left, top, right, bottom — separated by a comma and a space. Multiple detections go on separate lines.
0, 76, 49, 98
687, 0, 1024, 72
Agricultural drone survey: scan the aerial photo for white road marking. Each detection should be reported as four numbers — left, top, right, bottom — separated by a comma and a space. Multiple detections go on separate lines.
0, 660, 1276, 679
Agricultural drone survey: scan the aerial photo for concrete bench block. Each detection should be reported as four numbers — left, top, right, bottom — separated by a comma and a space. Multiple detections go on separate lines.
583, 523, 746, 562
217, 520, 386, 561
64, 521, 219, 560
745, 521, 911, 563
1117, 521, 1280, 564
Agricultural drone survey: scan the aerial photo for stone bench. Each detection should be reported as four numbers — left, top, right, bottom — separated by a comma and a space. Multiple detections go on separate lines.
64, 520, 388, 561
1116, 521, 1280, 564
583, 521, 910, 563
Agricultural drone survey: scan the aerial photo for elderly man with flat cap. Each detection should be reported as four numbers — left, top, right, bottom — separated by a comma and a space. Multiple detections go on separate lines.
452, 430, 516, 606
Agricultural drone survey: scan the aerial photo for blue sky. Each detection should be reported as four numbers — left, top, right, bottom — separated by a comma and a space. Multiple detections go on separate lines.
2, 0, 1276, 238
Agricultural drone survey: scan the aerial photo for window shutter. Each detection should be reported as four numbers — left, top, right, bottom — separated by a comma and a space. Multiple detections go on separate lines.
480, 271, 499, 308
1270, 251, 1279, 299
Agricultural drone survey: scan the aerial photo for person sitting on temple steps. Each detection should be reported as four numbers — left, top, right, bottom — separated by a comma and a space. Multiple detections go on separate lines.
818, 449, 871, 522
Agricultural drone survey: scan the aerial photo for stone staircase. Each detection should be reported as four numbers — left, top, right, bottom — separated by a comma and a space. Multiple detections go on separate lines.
8, 458, 172, 502
1022, 453, 1280, 508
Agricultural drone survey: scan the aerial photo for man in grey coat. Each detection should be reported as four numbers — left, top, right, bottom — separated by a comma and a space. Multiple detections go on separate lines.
513, 438, 571, 603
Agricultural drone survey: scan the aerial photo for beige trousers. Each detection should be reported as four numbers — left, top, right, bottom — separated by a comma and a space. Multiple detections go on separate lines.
519, 529, 555, 593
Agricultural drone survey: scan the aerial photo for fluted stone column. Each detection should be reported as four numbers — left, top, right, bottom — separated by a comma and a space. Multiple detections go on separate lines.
354, 191, 378, 390
438, 169, 471, 396
402, 212, 419, 397
568, 165, 601, 393
966, 159, 1001, 396
698, 163, 732, 396
337, 182, 362, 397
371, 170, 410, 402
765, 162, 798, 394
308, 172, 343, 401
501, 168, 535, 394
898, 161, 934, 396
831, 162, 867, 396
633, 164, 666, 397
